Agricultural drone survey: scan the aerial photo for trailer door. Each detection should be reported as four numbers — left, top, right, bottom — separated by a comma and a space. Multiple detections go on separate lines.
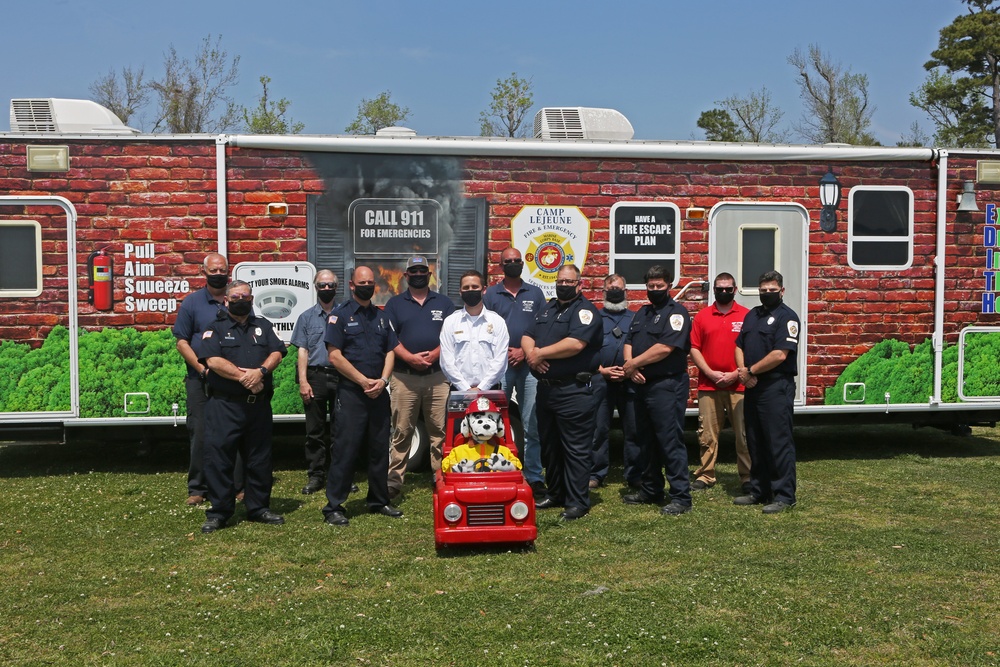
708, 203, 808, 404
0, 197, 79, 422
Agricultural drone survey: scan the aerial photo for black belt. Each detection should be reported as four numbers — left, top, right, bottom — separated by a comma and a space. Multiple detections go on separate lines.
394, 364, 442, 376
210, 390, 269, 404
307, 365, 338, 373
537, 372, 593, 386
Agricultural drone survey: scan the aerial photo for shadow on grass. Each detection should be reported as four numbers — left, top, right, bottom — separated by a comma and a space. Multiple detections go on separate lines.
4, 424, 1000, 480
434, 541, 536, 558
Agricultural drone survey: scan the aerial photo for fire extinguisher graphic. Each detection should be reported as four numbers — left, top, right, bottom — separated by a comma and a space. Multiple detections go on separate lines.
87, 248, 114, 311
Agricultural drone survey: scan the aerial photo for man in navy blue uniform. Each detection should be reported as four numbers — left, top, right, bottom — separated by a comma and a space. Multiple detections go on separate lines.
483, 247, 548, 498
622, 265, 693, 516
590, 273, 641, 489
734, 270, 800, 514
521, 264, 602, 521
199, 280, 287, 534
290, 269, 341, 495
172, 252, 244, 506
384, 256, 456, 499
322, 266, 402, 526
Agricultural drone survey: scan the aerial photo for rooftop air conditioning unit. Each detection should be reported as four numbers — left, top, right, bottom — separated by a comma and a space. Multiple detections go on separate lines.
533, 107, 634, 140
9, 98, 138, 134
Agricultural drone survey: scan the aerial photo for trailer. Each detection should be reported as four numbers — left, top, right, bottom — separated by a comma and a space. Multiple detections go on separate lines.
2, 101, 1000, 448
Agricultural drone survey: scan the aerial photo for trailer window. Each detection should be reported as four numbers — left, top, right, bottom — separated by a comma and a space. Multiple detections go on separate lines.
738, 225, 778, 294
847, 186, 913, 270
0, 221, 42, 297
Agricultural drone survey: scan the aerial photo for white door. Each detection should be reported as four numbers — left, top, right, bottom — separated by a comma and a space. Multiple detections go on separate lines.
708, 202, 808, 404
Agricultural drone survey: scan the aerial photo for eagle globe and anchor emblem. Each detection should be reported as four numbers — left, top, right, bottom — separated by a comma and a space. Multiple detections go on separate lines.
526, 234, 575, 282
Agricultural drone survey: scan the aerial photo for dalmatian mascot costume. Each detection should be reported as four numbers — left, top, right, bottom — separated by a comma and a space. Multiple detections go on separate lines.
442, 396, 522, 473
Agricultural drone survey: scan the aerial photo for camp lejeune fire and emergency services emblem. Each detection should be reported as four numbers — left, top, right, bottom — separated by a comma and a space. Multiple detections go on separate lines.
511, 206, 591, 299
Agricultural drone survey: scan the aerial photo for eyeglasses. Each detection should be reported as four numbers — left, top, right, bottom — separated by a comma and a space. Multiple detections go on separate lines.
316, 282, 337, 289
715, 286, 735, 293
555, 279, 579, 286
228, 295, 253, 302
502, 259, 523, 265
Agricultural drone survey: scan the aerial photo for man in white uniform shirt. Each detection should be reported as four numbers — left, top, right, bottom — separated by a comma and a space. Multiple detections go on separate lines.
440, 270, 509, 391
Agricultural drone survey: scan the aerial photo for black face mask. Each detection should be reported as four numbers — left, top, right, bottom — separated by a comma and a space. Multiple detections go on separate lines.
317, 289, 336, 304
461, 290, 483, 307
228, 300, 252, 317
353, 284, 375, 302
647, 289, 669, 307
605, 288, 626, 304
206, 274, 228, 289
407, 273, 429, 289
760, 292, 782, 310
502, 261, 524, 278
556, 284, 578, 301
714, 289, 735, 305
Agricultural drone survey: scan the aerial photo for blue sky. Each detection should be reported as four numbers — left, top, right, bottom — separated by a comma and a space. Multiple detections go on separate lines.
1, 0, 967, 144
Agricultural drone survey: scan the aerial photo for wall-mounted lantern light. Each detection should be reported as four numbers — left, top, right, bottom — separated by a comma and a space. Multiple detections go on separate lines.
267, 202, 288, 218
956, 180, 979, 212
818, 167, 842, 233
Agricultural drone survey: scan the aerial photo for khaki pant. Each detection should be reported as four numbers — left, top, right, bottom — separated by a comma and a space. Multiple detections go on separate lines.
387, 370, 449, 493
694, 390, 751, 485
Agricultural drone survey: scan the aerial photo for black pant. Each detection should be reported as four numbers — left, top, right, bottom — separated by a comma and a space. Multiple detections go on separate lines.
536, 381, 596, 511
186, 376, 245, 495
303, 368, 339, 480
590, 375, 641, 485
203, 396, 274, 521
744, 375, 796, 504
323, 383, 391, 515
635, 374, 690, 505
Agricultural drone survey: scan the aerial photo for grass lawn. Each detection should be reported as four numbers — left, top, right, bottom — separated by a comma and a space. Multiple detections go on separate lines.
2, 424, 1000, 666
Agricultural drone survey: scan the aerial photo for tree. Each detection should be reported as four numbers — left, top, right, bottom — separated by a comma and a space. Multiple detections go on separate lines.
897, 121, 932, 147
88, 66, 148, 126
697, 88, 787, 143
345, 91, 410, 135
788, 44, 878, 145
242, 76, 304, 134
911, 0, 1000, 147
148, 34, 241, 133
479, 73, 534, 137
697, 108, 744, 142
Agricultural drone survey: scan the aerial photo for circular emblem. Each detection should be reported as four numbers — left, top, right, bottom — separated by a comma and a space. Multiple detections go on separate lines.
534, 242, 565, 274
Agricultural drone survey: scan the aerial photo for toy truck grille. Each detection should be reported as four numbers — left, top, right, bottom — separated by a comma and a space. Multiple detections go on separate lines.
466, 504, 506, 526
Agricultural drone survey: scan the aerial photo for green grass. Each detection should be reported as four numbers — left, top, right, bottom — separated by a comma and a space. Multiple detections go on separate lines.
2, 425, 1000, 666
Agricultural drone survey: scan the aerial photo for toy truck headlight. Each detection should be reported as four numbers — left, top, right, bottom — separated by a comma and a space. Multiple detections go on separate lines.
443, 503, 463, 523
510, 501, 529, 521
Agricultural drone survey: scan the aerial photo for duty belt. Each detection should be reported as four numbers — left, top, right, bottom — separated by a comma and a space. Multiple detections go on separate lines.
537, 372, 593, 386
210, 389, 267, 404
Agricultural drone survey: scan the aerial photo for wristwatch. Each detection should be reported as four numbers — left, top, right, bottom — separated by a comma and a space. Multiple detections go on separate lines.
259, 365, 269, 376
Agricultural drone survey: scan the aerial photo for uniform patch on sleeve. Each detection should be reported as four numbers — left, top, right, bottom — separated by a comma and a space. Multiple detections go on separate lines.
578, 310, 593, 325
669, 314, 684, 331
328, 315, 338, 325
787, 321, 799, 338
202, 330, 213, 339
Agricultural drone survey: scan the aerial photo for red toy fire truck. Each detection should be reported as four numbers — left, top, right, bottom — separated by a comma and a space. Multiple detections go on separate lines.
433, 390, 537, 550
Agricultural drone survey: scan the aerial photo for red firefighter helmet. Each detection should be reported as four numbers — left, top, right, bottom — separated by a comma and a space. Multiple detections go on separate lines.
466, 395, 500, 416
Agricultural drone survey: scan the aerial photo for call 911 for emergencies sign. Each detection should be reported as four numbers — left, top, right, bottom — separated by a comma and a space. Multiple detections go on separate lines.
609, 202, 681, 288
349, 198, 440, 256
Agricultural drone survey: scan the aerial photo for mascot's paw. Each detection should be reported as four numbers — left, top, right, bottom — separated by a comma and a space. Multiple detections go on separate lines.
487, 453, 516, 472
452, 459, 476, 473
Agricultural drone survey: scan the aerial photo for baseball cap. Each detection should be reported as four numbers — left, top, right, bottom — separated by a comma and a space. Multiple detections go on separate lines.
406, 256, 429, 270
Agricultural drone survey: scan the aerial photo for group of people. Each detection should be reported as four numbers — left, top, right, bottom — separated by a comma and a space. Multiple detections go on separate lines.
172, 249, 801, 533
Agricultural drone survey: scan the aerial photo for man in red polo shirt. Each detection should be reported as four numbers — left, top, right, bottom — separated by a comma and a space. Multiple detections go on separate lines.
689, 272, 752, 492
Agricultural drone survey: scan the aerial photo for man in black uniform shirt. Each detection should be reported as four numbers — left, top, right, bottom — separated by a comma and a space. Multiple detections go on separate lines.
622, 265, 693, 516
521, 264, 602, 521
199, 280, 287, 534
734, 270, 800, 514
321, 266, 402, 526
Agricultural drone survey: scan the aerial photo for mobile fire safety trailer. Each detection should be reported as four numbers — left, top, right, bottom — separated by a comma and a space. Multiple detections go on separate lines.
2, 100, 1000, 448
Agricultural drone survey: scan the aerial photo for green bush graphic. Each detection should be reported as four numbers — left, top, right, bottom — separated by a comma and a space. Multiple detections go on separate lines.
0, 325, 303, 418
